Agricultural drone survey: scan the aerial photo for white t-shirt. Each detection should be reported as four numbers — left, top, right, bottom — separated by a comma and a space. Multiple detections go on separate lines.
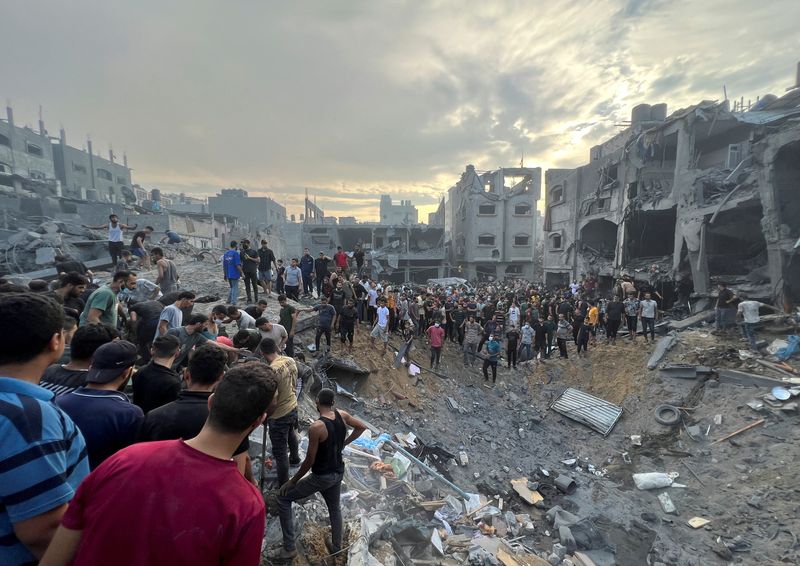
376, 306, 389, 327
640, 299, 657, 318
237, 310, 256, 330
368, 289, 378, 307
737, 301, 763, 324
259, 323, 288, 347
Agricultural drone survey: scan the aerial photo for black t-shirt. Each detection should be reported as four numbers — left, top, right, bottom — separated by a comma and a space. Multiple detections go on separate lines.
606, 301, 625, 320
339, 305, 357, 328
132, 361, 181, 414
258, 247, 276, 271
129, 300, 164, 326
39, 364, 89, 397
507, 329, 520, 344
244, 305, 264, 320
717, 288, 735, 309
131, 231, 147, 249
330, 289, 345, 310
242, 248, 259, 274
354, 250, 364, 267
314, 257, 330, 274
139, 390, 248, 455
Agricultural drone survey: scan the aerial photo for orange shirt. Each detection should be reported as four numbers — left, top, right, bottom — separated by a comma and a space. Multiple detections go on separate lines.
588, 306, 599, 326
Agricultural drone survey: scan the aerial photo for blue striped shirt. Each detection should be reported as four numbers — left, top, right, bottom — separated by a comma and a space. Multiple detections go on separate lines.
0, 377, 89, 566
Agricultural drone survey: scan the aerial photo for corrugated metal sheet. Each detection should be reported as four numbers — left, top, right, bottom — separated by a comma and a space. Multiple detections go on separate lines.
550, 387, 623, 436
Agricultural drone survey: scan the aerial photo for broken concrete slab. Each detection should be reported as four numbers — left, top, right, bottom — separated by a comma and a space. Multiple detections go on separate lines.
510, 478, 544, 506
647, 332, 678, 369
667, 309, 715, 331
659, 363, 714, 379
717, 368, 791, 388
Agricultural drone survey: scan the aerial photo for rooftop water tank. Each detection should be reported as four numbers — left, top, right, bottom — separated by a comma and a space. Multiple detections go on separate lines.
631, 104, 652, 124
650, 103, 668, 121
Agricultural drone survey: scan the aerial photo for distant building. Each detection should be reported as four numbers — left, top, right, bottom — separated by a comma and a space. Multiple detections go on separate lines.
428, 198, 445, 226
208, 188, 286, 228
379, 195, 418, 225
338, 216, 357, 225
446, 165, 542, 280
0, 106, 56, 183
51, 129, 133, 204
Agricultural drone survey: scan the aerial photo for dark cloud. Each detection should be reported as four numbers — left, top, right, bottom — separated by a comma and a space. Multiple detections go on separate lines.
0, 0, 797, 219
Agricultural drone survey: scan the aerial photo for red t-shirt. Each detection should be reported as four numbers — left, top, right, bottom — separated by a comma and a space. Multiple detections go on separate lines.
62, 440, 265, 565
427, 325, 445, 348
334, 251, 348, 268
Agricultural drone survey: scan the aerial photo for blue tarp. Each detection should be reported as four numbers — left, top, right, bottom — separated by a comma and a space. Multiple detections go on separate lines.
776, 335, 800, 362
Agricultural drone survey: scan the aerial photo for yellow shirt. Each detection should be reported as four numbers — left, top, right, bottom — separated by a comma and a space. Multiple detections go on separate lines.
588, 306, 599, 326
268, 355, 298, 420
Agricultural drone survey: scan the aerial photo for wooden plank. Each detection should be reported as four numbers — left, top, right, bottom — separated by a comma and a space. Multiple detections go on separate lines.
711, 418, 765, 444
497, 548, 550, 566
510, 478, 544, 505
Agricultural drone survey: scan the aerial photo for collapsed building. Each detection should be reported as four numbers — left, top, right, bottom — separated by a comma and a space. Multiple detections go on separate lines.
285, 197, 446, 283
544, 83, 800, 308
446, 165, 542, 280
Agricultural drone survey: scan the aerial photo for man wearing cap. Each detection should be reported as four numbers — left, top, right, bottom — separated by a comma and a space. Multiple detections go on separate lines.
56, 341, 143, 470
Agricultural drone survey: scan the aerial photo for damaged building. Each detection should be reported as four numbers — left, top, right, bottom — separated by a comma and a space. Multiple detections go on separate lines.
446, 165, 542, 280
291, 196, 446, 283
544, 82, 800, 308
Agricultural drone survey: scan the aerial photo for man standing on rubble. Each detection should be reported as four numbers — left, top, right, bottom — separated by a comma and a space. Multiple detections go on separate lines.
83, 214, 137, 268
284, 258, 303, 302
300, 248, 314, 297
639, 292, 658, 344
714, 282, 737, 335
736, 293, 782, 351
222, 241, 243, 304
260, 338, 301, 487
623, 293, 640, 342
151, 247, 180, 295
277, 388, 367, 560
258, 240, 278, 296
240, 240, 260, 303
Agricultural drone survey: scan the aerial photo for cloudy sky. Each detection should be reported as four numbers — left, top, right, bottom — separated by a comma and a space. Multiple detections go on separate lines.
2, 0, 798, 220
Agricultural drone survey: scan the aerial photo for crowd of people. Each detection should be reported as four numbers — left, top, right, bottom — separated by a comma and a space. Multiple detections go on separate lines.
0, 243, 367, 564
1, 224, 784, 564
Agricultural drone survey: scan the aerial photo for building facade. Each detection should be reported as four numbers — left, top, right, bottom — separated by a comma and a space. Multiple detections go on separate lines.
0, 106, 56, 182
446, 165, 542, 280
379, 195, 418, 225
543, 91, 800, 307
51, 132, 133, 204
208, 188, 286, 228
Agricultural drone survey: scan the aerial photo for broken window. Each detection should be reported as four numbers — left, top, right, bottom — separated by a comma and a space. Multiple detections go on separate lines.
0, 133, 9, 147
586, 198, 610, 215
580, 219, 617, 258
26, 142, 44, 157
514, 203, 532, 215
706, 204, 767, 275
549, 233, 563, 250
514, 234, 530, 246
550, 185, 564, 205
116, 176, 127, 184
506, 264, 523, 275
628, 182, 638, 199
97, 168, 113, 181
72, 163, 87, 174
478, 203, 496, 215
0, 162, 10, 174
375, 237, 384, 248
29, 170, 46, 180
625, 207, 676, 259
478, 234, 495, 246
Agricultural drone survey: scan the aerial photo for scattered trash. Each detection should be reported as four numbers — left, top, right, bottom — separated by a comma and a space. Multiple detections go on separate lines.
658, 492, 677, 514
510, 478, 544, 506
711, 419, 766, 445
632, 472, 677, 490
688, 517, 711, 528
553, 475, 577, 495
654, 404, 682, 426
772, 387, 791, 401
630, 435, 642, 446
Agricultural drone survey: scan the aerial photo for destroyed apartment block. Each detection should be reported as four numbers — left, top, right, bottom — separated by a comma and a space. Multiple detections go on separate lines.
543, 87, 800, 308
446, 165, 542, 281
297, 218, 447, 283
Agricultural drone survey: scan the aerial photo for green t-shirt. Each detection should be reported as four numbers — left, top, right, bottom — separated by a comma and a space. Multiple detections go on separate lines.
79, 285, 118, 327
279, 305, 296, 333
